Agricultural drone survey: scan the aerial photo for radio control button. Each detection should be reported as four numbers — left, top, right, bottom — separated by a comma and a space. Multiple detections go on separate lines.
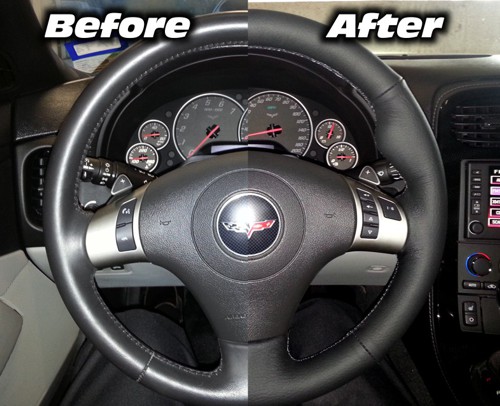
363, 213, 379, 226
356, 189, 374, 202
491, 187, 500, 196
361, 226, 378, 239
469, 221, 484, 235
489, 218, 500, 227
490, 208, 500, 217
490, 198, 500, 206
361, 200, 377, 213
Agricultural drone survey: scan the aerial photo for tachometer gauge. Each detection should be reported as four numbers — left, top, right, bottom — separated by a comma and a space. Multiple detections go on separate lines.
315, 119, 346, 148
126, 143, 159, 172
326, 142, 358, 171
239, 91, 312, 156
173, 93, 243, 160
139, 120, 170, 149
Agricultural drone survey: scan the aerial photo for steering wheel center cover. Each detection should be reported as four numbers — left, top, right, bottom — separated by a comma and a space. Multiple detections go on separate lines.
193, 170, 302, 281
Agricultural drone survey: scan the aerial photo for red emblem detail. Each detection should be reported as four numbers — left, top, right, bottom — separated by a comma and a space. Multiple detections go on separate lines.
222, 219, 276, 238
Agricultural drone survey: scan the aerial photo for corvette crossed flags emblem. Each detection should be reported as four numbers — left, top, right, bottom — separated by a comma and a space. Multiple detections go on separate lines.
221, 220, 276, 239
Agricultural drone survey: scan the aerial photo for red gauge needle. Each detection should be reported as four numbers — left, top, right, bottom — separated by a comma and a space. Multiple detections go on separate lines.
244, 127, 282, 140
188, 125, 220, 158
327, 123, 335, 139
136, 156, 150, 161
143, 132, 160, 139
337, 155, 354, 159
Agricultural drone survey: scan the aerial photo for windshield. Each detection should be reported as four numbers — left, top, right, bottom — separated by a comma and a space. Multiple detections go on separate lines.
32, 0, 500, 74
249, 1, 500, 56
32, 0, 224, 73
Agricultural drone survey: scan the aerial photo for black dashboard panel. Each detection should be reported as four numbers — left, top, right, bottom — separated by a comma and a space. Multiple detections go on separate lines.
100, 54, 377, 177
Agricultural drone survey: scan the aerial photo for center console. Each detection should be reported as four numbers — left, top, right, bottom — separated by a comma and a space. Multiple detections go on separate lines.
458, 160, 500, 334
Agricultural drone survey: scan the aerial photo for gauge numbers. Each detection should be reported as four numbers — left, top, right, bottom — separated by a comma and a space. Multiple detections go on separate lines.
139, 120, 170, 149
315, 119, 346, 149
126, 143, 159, 172
326, 142, 359, 171
239, 91, 312, 156
173, 93, 243, 160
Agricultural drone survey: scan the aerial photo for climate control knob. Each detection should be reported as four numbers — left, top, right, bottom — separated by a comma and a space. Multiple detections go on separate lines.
466, 253, 492, 277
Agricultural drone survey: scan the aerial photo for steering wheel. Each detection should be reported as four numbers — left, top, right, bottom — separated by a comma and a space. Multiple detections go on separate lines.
44, 10, 446, 405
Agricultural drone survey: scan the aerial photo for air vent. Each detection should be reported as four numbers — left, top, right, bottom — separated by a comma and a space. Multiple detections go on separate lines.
452, 104, 500, 147
24, 147, 51, 228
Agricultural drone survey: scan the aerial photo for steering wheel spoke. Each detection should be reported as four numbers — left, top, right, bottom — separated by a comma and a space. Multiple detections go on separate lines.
86, 186, 148, 269
346, 178, 408, 254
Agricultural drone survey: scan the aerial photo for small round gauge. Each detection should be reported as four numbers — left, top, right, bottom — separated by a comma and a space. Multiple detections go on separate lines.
326, 142, 359, 171
126, 143, 159, 172
173, 93, 244, 160
315, 119, 346, 149
239, 91, 312, 156
138, 120, 170, 150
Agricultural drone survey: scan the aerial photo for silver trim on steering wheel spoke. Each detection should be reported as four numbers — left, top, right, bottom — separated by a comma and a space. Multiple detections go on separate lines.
85, 186, 149, 269
346, 178, 408, 253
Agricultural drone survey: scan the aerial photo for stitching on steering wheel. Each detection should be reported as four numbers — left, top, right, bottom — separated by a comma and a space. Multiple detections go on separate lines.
352, 332, 378, 364
90, 275, 223, 377
250, 46, 377, 119
371, 78, 404, 102
287, 261, 400, 362
137, 354, 154, 383
249, 46, 385, 160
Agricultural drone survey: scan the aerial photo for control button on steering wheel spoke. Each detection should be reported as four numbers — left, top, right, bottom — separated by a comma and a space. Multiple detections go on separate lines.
86, 189, 148, 268
349, 181, 408, 252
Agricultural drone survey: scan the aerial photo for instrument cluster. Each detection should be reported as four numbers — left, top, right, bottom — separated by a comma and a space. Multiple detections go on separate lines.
123, 89, 363, 175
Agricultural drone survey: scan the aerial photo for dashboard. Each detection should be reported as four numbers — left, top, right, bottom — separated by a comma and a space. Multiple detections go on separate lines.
121, 89, 359, 173
98, 54, 378, 178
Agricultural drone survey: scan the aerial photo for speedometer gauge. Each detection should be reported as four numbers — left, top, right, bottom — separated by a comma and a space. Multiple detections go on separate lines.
239, 91, 312, 156
173, 93, 243, 160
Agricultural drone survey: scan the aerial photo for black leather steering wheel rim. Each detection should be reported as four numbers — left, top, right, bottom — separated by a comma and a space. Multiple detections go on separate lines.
44, 10, 447, 405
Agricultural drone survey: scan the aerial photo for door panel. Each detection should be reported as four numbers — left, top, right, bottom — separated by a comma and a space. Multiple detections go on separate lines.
0, 250, 80, 406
